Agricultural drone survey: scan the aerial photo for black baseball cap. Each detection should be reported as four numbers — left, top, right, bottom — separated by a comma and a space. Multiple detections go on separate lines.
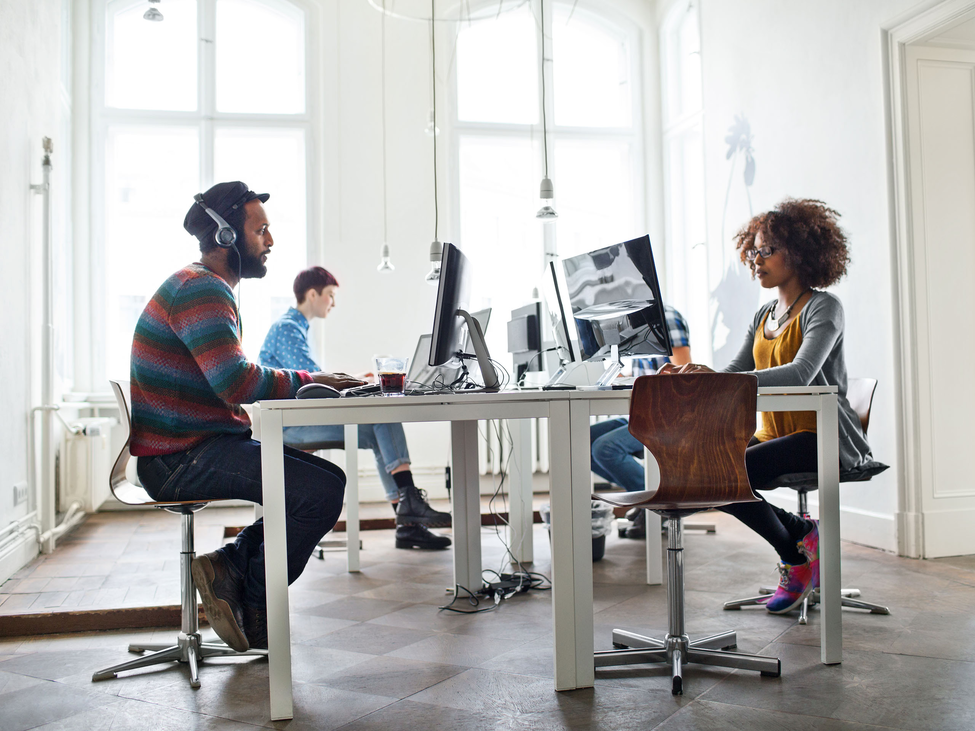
183, 181, 270, 240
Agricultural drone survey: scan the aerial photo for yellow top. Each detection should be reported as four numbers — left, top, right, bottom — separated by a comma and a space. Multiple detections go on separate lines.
753, 309, 817, 442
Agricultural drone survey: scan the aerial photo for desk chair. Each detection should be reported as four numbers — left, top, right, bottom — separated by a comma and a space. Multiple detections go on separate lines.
92, 381, 266, 688
594, 374, 781, 695
723, 377, 891, 623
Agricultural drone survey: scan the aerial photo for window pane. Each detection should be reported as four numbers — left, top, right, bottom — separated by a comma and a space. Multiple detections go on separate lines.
553, 7, 631, 127
458, 135, 541, 361
106, 0, 197, 111
662, 5, 701, 124
553, 139, 638, 258
457, 7, 538, 124
214, 127, 307, 358
105, 127, 200, 381
216, 0, 305, 114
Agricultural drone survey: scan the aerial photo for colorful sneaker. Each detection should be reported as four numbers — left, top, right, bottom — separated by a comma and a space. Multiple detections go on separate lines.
765, 561, 817, 614
799, 520, 820, 589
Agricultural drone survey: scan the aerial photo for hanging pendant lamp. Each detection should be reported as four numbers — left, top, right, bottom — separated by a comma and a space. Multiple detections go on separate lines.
536, 0, 557, 223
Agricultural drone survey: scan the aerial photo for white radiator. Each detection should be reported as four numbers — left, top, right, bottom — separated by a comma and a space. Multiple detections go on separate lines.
57, 417, 116, 513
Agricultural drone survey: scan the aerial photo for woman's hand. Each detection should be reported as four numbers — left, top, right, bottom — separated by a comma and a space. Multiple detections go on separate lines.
312, 372, 366, 390
657, 363, 715, 375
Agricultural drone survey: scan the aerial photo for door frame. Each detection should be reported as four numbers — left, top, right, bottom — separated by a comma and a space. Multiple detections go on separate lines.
883, 0, 975, 558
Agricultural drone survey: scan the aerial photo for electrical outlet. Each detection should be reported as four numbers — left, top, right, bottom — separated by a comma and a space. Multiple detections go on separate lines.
13, 482, 28, 507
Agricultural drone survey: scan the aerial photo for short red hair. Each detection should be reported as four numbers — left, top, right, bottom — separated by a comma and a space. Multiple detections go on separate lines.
293, 266, 339, 304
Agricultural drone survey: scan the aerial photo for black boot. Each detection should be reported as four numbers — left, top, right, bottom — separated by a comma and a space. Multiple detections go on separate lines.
396, 485, 452, 527
395, 524, 452, 550
242, 605, 268, 650
623, 509, 647, 539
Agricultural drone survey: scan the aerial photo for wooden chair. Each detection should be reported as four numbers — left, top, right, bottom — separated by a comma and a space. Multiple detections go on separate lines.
723, 377, 891, 622
91, 381, 266, 688
593, 373, 781, 695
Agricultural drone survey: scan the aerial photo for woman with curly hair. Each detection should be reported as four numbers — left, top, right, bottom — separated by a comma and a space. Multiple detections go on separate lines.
662, 198, 874, 614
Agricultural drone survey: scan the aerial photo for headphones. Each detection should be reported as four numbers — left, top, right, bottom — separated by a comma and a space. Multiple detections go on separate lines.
194, 193, 238, 248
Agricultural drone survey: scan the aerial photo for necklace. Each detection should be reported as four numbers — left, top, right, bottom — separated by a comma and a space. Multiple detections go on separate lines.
768, 288, 811, 331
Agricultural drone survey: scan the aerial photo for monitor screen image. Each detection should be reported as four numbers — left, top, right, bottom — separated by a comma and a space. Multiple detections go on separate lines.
561, 235, 673, 362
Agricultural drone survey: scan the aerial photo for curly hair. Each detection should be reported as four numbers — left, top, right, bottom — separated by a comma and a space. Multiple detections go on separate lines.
734, 198, 850, 288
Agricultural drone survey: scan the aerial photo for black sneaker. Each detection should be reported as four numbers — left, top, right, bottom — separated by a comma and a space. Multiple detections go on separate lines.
395, 524, 452, 550
243, 605, 268, 650
191, 551, 249, 652
623, 509, 647, 540
396, 485, 452, 528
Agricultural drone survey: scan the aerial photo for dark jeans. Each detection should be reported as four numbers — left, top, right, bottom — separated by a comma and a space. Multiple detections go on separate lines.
719, 432, 819, 565
137, 432, 345, 608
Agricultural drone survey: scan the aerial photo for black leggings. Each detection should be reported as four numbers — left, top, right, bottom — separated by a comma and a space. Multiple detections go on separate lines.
718, 432, 818, 565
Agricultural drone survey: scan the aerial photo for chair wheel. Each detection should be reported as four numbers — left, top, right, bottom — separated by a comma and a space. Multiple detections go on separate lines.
618, 527, 628, 538
672, 676, 682, 695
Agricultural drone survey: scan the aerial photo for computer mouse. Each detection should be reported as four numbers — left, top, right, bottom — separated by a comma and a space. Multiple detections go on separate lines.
296, 383, 342, 399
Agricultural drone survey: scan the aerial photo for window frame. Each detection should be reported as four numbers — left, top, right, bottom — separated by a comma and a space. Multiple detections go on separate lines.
447, 0, 647, 269
88, 0, 322, 388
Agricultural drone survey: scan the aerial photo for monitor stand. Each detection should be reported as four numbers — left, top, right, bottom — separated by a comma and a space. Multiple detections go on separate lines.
457, 309, 501, 392
593, 344, 624, 389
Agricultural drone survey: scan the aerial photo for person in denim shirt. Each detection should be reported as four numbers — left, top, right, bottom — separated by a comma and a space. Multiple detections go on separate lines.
260, 266, 451, 550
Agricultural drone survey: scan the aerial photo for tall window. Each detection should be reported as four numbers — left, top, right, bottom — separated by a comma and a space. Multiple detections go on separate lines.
453, 1, 644, 361
660, 1, 709, 362
95, 0, 314, 382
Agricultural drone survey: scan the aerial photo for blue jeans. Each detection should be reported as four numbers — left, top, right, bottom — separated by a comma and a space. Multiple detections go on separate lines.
137, 432, 345, 609
590, 418, 646, 492
282, 423, 410, 502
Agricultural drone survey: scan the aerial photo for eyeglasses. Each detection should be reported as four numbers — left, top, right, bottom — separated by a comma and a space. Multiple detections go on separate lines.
745, 245, 774, 262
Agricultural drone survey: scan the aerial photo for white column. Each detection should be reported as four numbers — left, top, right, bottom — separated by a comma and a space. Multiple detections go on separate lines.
817, 393, 842, 664
344, 424, 360, 573
450, 420, 482, 592
508, 419, 534, 564
260, 408, 293, 721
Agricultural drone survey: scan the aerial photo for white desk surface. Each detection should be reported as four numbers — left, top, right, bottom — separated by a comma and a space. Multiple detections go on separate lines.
256, 384, 841, 720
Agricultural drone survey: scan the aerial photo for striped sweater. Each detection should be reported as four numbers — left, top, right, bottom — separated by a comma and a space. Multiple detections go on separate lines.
130, 264, 313, 456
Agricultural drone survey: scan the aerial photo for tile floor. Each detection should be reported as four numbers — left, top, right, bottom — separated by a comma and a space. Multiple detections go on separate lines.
2, 507, 975, 730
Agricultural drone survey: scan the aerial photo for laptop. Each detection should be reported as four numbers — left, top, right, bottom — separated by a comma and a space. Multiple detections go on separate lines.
407, 308, 492, 389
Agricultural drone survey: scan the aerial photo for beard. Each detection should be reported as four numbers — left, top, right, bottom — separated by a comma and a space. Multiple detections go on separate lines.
230, 245, 267, 279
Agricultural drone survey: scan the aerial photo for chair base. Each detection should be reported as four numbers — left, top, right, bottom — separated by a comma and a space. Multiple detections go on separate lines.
595, 628, 781, 695
723, 586, 891, 625
92, 631, 267, 688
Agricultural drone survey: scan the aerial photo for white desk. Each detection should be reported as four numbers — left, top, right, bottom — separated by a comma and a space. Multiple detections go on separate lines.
255, 385, 840, 721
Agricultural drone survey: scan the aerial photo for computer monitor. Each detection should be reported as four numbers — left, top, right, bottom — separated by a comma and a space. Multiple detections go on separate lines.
411, 309, 492, 390
507, 302, 543, 385
561, 235, 672, 387
429, 243, 500, 391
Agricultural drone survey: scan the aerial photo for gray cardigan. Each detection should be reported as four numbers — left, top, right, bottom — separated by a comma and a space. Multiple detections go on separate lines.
721, 291, 873, 470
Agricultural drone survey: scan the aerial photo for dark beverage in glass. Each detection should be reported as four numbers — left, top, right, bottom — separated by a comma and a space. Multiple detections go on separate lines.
379, 371, 406, 395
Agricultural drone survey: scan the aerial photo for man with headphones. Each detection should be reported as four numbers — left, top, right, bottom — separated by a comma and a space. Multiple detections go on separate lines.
129, 181, 362, 652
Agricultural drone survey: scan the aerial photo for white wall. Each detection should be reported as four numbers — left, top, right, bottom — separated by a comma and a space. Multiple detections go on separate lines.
0, 0, 63, 579
691, 0, 922, 551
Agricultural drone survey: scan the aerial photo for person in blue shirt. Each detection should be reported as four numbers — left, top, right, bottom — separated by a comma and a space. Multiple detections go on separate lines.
589, 305, 692, 539
260, 266, 451, 550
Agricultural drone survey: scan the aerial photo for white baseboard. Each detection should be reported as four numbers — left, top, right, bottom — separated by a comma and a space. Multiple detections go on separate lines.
764, 491, 897, 553
920, 507, 975, 558
0, 532, 39, 585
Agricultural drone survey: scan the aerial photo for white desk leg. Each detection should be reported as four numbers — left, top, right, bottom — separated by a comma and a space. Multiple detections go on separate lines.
259, 409, 293, 721
643, 447, 663, 585
508, 419, 534, 564
548, 400, 595, 691
344, 425, 360, 573
450, 421, 481, 592
818, 393, 842, 664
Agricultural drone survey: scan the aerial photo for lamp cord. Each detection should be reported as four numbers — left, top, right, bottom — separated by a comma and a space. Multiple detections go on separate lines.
540, 0, 549, 179
431, 0, 439, 242
382, 0, 388, 246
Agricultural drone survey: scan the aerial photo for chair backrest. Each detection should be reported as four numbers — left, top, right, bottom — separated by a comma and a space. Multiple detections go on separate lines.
626, 373, 761, 511
846, 377, 877, 435
108, 380, 160, 506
